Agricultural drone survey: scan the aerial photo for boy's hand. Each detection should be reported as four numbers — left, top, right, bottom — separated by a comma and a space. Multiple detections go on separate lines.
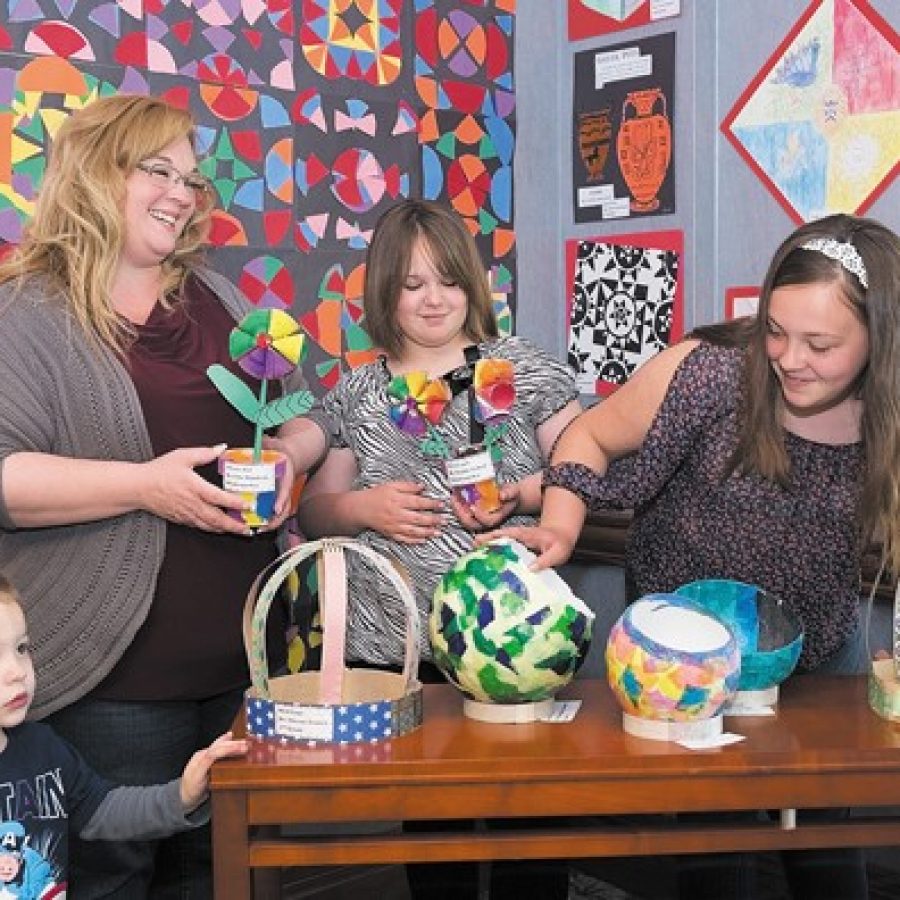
180, 731, 248, 811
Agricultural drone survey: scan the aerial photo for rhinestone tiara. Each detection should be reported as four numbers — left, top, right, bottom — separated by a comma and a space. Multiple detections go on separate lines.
801, 237, 868, 289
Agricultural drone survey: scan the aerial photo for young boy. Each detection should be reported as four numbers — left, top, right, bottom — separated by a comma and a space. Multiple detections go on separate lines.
0, 573, 246, 896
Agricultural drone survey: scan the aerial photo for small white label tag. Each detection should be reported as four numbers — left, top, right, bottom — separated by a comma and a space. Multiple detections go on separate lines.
222, 461, 277, 493
601, 197, 631, 219
445, 449, 495, 487
725, 700, 776, 717
275, 705, 334, 742
578, 184, 614, 208
651, 0, 681, 19
677, 732, 746, 750
539, 700, 582, 723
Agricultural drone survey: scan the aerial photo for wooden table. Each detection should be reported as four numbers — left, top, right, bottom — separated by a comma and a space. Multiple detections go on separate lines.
211, 676, 900, 898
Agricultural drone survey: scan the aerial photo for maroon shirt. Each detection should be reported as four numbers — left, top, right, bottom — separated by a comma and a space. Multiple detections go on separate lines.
94, 275, 286, 701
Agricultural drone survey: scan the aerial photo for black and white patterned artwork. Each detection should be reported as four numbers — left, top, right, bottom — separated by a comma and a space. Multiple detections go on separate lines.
568, 238, 680, 395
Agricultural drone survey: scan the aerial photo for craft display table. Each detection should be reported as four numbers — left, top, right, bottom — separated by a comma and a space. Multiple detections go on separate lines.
211, 676, 900, 899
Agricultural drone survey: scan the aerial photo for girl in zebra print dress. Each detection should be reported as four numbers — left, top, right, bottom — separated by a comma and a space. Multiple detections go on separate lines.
296, 199, 581, 900
297, 199, 581, 671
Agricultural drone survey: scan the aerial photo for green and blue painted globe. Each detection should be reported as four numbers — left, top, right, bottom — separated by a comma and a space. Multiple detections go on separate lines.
430, 539, 594, 704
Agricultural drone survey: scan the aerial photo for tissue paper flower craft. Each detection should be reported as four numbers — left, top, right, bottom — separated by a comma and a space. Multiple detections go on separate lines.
472, 359, 515, 425
207, 309, 315, 461
386, 359, 516, 461
387, 372, 452, 439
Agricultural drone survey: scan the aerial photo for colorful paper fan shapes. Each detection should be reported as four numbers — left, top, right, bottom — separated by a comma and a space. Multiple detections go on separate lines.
387, 372, 452, 438
229, 308, 306, 379
239, 256, 293, 310
300, 0, 403, 86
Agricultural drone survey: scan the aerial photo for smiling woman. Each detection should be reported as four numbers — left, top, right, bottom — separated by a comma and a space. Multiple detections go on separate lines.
0, 94, 329, 898
765, 279, 869, 430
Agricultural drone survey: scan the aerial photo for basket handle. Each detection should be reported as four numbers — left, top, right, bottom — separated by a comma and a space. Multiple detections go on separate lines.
242, 538, 422, 700
319, 544, 347, 704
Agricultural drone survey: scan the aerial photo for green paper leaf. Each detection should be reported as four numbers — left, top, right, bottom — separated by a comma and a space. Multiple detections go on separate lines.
485, 422, 509, 462
257, 391, 316, 430
207, 364, 261, 423
420, 433, 450, 459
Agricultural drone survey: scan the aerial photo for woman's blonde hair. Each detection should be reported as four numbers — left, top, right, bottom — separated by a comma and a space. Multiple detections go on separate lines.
0, 572, 22, 609
0, 94, 212, 353
363, 199, 498, 358
729, 213, 900, 575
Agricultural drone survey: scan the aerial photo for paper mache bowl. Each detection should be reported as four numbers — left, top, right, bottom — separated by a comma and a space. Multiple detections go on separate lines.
606, 594, 741, 730
243, 538, 423, 745
675, 579, 803, 697
430, 538, 594, 720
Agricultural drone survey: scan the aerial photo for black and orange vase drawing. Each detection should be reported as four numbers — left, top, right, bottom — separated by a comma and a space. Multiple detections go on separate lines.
616, 87, 671, 213
578, 108, 613, 182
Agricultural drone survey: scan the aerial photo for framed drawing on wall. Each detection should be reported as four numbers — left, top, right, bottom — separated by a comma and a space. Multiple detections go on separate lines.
565, 230, 683, 397
725, 286, 760, 321
568, 0, 681, 41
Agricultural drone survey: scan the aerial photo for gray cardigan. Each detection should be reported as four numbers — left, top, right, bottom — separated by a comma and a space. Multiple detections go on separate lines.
0, 268, 315, 718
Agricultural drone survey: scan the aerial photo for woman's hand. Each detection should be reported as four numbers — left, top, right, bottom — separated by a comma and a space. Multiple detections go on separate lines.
475, 524, 576, 571
450, 482, 521, 533
256, 434, 297, 532
139, 446, 253, 535
361, 481, 447, 544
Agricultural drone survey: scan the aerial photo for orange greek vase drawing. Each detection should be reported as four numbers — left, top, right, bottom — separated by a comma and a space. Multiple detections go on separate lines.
578, 108, 613, 182
616, 87, 671, 213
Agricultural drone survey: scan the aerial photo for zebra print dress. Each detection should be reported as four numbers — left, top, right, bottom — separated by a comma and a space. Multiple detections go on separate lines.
318, 335, 579, 666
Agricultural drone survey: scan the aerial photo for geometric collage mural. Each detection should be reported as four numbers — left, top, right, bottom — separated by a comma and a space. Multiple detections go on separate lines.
0, 0, 517, 392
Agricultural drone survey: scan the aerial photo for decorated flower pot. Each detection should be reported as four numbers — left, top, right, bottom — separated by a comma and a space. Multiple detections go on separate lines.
606, 594, 740, 741
207, 308, 313, 530
445, 443, 501, 515
218, 448, 287, 529
430, 538, 594, 723
675, 579, 803, 709
869, 580, 900, 721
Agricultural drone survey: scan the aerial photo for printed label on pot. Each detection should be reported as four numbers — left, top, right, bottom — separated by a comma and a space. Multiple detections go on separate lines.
445, 449, 495, 487
222, 461, 277, 493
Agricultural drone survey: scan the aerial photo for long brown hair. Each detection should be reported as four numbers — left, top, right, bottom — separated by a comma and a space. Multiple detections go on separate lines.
362, 199, 498, 358
723, 214, 900, 573
0, 95, 212, 354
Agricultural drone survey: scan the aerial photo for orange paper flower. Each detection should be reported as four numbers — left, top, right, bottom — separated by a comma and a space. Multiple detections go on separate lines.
473, 359, 515, 424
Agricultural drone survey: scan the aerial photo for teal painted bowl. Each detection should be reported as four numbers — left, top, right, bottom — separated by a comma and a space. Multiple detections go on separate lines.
675, 580, 803, 692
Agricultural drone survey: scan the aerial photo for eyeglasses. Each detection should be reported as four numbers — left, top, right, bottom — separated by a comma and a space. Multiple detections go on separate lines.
135, 160, 213, 199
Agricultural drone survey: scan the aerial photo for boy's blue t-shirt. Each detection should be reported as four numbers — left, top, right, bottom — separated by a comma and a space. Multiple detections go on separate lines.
0, 721, 112, 897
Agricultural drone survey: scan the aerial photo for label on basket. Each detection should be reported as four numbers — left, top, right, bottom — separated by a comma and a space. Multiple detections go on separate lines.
275, 705, 334, 742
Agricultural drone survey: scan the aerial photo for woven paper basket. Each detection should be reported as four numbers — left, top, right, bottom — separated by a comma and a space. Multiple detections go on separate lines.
243, 538, 424, 744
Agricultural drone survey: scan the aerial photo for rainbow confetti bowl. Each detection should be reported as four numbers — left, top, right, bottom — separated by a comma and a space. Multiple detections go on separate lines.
606, 594, 740, 724
430, 539, 594, 716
